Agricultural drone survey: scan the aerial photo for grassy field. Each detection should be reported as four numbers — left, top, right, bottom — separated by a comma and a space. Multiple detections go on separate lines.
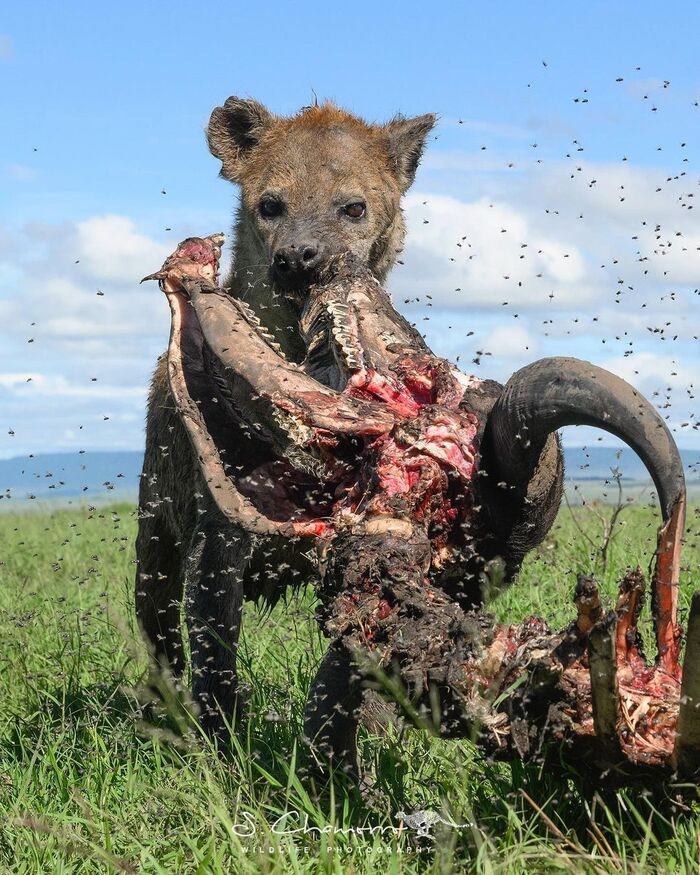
0, 498, 698, 873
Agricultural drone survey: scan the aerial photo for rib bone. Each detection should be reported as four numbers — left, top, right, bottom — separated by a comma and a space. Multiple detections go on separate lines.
588, 612, 622, 752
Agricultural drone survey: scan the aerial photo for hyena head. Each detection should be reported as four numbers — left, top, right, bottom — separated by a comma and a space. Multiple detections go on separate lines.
206, 98, 436, 302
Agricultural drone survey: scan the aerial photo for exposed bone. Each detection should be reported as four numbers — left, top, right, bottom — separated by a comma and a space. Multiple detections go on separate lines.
574, 575, 603, 636
615, 568, 646, 669
144, 235, 334, 537
588, 612, 622, 752
324, 567, 693, 782
145, 236, 479, 546
301, 255, 429, 374
233, 298, 286, 357
141, 232, 225, 287
652, 495, 685, 678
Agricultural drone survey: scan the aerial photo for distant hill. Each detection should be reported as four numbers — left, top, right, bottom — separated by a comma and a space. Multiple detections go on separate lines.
1, 446, 698, 506
0, 451, 143, 503
564, 445, 700, 482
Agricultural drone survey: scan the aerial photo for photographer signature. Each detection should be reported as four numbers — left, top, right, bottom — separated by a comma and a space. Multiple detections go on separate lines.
231, 809, 474, 840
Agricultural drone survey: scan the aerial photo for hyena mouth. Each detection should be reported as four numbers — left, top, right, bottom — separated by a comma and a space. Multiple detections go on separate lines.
270, 263, 329, 315
143, 234, 699, 785
142, 233, 481, 551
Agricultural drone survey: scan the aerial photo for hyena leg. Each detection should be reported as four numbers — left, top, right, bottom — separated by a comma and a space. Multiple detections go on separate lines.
135, 512, 186, 677
184, 520, 249, 737
303, 640, 364, 780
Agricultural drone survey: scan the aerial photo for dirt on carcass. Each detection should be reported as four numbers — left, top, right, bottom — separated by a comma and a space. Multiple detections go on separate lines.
145, 235, 694, 786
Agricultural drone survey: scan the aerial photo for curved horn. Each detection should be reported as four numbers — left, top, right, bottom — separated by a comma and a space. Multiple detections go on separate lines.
481, 356, 686, 669
484, 356, 685, 522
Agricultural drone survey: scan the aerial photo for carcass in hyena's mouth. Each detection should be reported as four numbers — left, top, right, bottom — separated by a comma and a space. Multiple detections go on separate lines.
143, 234, 481, 553
143, 234, 695, 787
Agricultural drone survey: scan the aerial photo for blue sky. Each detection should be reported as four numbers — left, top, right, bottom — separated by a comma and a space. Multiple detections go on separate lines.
1, 0, 699, 461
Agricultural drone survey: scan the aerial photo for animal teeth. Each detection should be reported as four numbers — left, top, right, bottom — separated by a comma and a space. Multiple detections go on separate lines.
234, 300, 287, 358
331, 327, 351, 343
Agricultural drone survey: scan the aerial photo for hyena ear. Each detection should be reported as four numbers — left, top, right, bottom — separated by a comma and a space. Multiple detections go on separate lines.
207, 97, 277, 181
383, 113, 437, 192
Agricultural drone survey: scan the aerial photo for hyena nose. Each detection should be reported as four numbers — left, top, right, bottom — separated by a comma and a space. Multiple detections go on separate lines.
272, 242, 324, 283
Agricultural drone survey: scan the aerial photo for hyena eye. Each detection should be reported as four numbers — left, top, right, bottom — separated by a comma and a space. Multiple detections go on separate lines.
342, 201, 366, 219
259, 197, 285, 219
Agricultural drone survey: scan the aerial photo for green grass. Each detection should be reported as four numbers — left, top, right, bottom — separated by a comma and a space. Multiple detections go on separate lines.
0, 499, 699, 873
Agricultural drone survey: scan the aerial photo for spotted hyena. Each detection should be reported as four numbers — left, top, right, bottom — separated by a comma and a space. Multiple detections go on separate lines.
135, 97, 436, 735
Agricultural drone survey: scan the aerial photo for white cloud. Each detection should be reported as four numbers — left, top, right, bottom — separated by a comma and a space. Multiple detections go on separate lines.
601, 351, 696, 393
393, 192, 597, 309
480, 325, 538, 358
599, 351, 699, 446
0, 372, 146, 400
516, 162, 700, 285
0, 216, 170, 458
74, 215, 171, 283
0, 226, 172, 343
0, 374, 36, 389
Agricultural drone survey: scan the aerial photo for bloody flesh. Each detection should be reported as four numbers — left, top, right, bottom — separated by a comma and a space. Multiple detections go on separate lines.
144, 234, 695, 784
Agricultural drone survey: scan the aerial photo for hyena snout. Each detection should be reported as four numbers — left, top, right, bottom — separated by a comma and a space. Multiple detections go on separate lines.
272, 240, 327, 287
